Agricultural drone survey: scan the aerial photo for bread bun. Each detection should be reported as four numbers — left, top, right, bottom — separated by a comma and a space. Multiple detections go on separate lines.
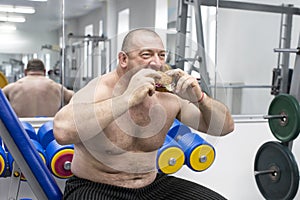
155, 71, 173, 92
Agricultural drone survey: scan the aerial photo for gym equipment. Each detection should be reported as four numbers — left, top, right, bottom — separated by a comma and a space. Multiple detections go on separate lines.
8, 139, 47, 181
38, 121, 74, 179
177, 132, 215, 172
0, 71, 8, 88
157, 135, 185, 174
0, 89, 62, 199
254, 141, 299, 200
264, 94, 300, 142
7, 122, 47, 180
21, 121, 46, 164
0, 138, 7, 177
167, 119, 191, 140
21, 121, 38, 142
167, 119, 216, 172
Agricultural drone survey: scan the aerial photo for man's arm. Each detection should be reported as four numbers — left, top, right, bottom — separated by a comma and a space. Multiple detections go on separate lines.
179, 93, 234, 136
2, 83, 14, 100
63, 87, 75, 105
166, 69, 234, 136
53, 78, 130, 145
54, 69, 161, 145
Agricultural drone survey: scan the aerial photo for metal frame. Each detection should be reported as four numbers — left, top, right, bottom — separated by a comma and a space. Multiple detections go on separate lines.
175, 0, 300, 96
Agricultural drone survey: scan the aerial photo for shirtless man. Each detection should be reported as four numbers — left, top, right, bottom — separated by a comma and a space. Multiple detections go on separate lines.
54, 28, 234, 200
3, 59, 74, 117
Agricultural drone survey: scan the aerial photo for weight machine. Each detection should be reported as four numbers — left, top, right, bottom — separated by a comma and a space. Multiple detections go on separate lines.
175, 1, 300, 199
66, 33, 111, 91
0, 90, 62, 200
175, 0, 300, 97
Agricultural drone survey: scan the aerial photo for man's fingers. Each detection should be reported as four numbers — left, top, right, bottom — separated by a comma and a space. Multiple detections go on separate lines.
165, 68, 185, 77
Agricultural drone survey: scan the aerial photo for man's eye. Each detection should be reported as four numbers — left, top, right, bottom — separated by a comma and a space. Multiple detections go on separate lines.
141, 53, 151, 58
159, 53, 166, 59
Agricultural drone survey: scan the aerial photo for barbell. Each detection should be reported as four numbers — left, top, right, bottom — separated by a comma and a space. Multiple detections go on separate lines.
254, 93, 300, 199
264, 93, 300, 143
254, 141, 299, 200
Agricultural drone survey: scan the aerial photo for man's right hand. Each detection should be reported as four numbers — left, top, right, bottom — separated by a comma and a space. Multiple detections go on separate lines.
123, 69, 161, 107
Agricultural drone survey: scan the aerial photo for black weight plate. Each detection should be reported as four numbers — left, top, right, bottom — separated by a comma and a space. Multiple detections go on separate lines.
268, 94, 300, 142
254, 141, 299, 200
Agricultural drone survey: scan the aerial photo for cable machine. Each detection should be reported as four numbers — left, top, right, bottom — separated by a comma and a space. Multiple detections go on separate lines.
175, 0, 300, 97
66, 33, 111, 91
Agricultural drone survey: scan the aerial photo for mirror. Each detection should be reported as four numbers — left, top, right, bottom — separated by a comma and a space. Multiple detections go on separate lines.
0, 0, 63, 84
1, 0, 300, 116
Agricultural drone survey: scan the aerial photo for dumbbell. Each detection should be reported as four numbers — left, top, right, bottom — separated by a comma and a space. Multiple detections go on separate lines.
8, 122, 46, 180
177, 132, 215, 172
37, 121, 74, 179
157, 135, 185, 174
0, 138, 7, 177
167, 119, 191, 140
168, 119, 216, 172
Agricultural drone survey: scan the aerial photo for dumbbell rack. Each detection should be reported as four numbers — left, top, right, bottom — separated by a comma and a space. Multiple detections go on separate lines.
0, 89, 63, 200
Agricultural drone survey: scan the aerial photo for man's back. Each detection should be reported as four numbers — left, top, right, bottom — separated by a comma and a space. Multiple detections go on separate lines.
4, 75, 63, 117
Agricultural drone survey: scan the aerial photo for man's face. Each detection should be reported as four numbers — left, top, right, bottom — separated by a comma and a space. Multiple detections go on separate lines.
125, 47, 166, 71
125, 34, 166, 72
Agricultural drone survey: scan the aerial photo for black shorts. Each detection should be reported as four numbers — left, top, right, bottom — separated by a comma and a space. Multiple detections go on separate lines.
63, 173, 227, 200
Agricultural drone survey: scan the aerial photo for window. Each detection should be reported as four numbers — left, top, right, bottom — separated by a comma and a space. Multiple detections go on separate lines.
84, 24, 93, 78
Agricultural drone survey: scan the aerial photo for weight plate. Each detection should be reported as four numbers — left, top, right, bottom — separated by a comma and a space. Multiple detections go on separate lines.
189, 144, 215, 172
157, 147, 185, 174
268, 94, 300, 142
0, 72, 8, 89
254, 141, 299, 200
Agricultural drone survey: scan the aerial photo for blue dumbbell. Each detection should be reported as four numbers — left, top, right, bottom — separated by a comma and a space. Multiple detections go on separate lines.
167, 119, 191, 140
177, 132, 215, 172
8, 122, 46, 180
157, 135, 185, 174
0, 138, 7, 177
38, 121, 74, 179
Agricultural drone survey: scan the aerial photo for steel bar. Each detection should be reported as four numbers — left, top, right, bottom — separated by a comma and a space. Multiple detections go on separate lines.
187, 0, 300, 15
255, 169, 277, 176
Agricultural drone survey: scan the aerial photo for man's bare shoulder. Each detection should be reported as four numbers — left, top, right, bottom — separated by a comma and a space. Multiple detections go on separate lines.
74, 73, 115, 103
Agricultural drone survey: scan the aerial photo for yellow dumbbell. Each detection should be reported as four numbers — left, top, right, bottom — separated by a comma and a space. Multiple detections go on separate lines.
177, 132, 215, 172
157, 135, 185, 174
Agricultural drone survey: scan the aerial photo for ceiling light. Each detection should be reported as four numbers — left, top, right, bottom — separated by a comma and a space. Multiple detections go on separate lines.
0, 15, 26, 23
27, 0, 48, 2
0, 24, 16, 31
0, 5, 35, 14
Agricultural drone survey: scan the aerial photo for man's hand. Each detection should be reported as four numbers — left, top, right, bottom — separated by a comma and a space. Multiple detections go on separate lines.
123, 69, 161, 107
165, 69, 203, 103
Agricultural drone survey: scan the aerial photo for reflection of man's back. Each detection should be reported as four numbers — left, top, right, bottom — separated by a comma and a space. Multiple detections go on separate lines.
8, 76, 62, 117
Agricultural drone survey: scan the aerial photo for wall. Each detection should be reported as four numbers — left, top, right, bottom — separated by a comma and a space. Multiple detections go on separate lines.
0, 29, 59, 54
175, 121, 300, 200
1, 121, 299, 200
216, 6, 300, 114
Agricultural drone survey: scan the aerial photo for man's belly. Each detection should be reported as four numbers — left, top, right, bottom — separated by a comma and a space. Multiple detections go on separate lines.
70, 144, 158, 188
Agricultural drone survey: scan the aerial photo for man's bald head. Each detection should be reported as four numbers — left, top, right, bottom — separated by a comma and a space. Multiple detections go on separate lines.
121, 28, 163, 53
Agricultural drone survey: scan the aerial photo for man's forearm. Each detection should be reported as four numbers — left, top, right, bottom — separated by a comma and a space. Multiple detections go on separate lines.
197, 94, 234, 136
54, 95, 129, 144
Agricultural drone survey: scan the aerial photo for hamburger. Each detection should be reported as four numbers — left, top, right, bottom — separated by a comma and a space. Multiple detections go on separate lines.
155, 71, 174, 93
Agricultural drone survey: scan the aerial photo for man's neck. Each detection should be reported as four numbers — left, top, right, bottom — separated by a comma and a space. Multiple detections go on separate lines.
26, 71, 44, 76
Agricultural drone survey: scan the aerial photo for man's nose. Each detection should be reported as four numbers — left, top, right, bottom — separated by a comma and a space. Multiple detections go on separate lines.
149, 54, 162, 69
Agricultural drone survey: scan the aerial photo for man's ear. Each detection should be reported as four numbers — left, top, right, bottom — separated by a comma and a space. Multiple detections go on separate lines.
118, 51, 128, 68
